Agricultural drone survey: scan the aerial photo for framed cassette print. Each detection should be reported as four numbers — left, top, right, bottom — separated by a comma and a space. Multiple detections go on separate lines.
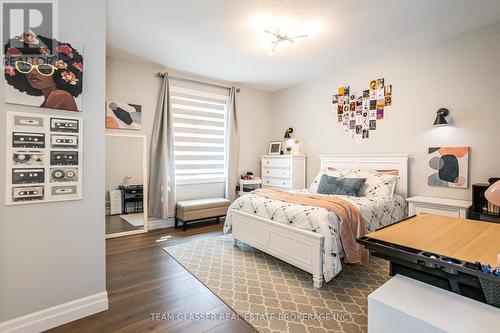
5, 111, 83, 205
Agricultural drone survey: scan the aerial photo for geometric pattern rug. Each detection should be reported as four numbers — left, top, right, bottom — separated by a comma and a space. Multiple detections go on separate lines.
164, 235, 390, 333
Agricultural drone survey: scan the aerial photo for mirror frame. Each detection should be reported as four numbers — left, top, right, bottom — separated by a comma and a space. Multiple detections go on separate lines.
105, 133, 148, 238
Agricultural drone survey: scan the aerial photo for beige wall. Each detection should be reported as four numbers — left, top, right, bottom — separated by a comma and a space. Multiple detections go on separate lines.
0, 0, 106, 322
270, 22, 500, 200
106, 58, 273, 201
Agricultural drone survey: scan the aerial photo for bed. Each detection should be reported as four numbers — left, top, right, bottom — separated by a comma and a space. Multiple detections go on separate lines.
224, 154, 409, 288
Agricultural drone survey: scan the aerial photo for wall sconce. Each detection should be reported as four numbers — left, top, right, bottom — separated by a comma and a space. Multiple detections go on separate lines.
433, 108, 449, 126
283, 127, 294, 139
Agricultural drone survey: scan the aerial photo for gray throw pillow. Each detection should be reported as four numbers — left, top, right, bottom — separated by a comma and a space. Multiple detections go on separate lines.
317, 175, 366, 197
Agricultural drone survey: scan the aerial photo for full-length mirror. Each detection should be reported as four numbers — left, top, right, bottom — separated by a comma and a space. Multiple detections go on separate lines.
105, 133, 148, 237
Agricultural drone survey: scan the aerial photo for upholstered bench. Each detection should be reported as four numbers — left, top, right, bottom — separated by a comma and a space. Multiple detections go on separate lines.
175, 198, 231, 231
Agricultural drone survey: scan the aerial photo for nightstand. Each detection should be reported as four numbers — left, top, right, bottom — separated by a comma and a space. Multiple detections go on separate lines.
238, 179, 262, 196
406, 196, 472, 218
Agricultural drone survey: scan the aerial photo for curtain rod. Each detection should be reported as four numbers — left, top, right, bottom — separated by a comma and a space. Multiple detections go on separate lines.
156, 72, 240, 92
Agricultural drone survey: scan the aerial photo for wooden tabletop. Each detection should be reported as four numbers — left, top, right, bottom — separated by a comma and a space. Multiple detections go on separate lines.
366, 214, 500, 265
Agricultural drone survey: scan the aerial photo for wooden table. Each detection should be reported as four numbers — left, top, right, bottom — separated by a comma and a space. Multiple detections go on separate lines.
358, 214, 500, 307
365, 214, 500, 265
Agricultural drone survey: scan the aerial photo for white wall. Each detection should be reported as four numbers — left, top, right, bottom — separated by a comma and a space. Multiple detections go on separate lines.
270, 22, 500, 200
106, 57, 273, 201
0, 0, 106, 325
105, 135, 144, 196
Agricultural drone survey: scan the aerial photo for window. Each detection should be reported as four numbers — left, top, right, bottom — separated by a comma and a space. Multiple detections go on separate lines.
171, 85, 228, 185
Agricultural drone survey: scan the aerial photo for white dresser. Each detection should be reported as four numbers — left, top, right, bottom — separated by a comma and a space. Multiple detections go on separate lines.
261, 155, 306, 190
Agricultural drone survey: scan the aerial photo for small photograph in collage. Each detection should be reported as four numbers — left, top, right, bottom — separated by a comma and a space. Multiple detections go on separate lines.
377, 108, 384, 120
350, 102, 356, 111
376, 100, 385, 110
376, 78, 385, 99
384, 85, 392, 106
332, 94, 339, 104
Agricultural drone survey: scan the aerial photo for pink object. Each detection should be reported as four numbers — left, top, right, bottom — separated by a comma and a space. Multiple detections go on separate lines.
485, 180, 500, 206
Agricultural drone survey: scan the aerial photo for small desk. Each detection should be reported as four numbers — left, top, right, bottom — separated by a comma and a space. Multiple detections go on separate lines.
119, 185, 143, 214
358, 214, 500, 307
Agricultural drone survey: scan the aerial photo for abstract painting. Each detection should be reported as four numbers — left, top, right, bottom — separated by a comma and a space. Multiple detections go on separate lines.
428, 146, 469, 188
106, 102, 142, 130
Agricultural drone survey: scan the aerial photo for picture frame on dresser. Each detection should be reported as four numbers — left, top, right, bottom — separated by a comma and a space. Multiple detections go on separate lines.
268, 141, 281, 155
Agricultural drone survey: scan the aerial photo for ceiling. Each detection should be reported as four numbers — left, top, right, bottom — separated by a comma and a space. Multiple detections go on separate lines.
107, 0, 500, 92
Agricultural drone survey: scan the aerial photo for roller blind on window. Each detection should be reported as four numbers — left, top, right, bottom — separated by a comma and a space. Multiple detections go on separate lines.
171, 86, 228, 185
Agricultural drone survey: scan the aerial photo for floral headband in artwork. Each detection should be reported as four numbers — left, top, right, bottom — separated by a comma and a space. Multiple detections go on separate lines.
4, 32, 84, 97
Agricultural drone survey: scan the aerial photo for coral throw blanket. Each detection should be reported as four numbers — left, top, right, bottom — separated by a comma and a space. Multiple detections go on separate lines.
253, 188, 369, 264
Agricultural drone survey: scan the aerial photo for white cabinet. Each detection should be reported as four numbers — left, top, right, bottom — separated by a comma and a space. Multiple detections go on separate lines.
368, 275, 500, 333
261, 155, 306, 191
406, 196, 472, 218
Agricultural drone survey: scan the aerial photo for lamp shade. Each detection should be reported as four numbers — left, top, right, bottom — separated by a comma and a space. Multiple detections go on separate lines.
485, 180, 500, 206
433, 108, 449, 126
283, 127, 293, 139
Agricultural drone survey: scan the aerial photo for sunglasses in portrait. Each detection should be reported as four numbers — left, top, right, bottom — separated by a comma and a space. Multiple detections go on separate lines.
15, 61, 58, 76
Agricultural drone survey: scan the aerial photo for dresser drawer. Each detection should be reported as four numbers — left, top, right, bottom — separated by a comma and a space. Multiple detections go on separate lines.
262, 168, 290, 178
414, 206, 460, 218
262, 157, 290, 168
263, 177, 290, 189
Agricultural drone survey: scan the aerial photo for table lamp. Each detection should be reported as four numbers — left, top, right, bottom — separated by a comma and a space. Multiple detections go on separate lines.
485, 180, 500, 206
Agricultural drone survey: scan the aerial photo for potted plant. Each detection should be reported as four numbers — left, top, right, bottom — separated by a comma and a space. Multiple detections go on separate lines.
286, 147, 292, 155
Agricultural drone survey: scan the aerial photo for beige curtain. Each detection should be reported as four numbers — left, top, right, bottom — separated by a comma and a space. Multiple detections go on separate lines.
149, 74, 176, 219
225, 87, 239, 201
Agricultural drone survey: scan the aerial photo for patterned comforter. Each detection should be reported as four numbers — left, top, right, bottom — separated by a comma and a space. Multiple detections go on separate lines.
224, 190, 407, 282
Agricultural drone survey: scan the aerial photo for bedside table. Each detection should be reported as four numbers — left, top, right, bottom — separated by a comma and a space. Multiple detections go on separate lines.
238, 179, 262, 196
406, 196, 472, 218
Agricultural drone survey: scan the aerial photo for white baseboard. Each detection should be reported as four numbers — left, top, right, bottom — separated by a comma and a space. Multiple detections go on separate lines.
148, 217, 175, 230
0, 291, 108, 333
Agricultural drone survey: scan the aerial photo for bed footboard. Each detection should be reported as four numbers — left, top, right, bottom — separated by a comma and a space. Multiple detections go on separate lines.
230, 209, 324, 289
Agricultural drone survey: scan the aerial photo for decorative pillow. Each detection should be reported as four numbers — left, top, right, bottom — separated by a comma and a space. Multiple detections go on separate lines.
309, 168, 351, 193
317, 175, 367, 197
342, 169, 398, 198
363, 173, 398, 198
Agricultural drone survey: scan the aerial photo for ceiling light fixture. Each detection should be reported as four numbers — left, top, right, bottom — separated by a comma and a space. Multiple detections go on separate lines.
265, 30, 308, 56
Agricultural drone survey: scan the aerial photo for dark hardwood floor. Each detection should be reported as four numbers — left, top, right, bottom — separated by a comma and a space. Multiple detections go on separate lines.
47, 222, 257, 333
105, 215, 144, 235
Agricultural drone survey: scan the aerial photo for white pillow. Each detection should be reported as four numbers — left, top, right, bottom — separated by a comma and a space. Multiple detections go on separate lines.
347, 169, 398, 198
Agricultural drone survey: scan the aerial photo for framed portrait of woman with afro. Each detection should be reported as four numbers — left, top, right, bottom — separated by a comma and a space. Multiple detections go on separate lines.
4, 33, 83, 112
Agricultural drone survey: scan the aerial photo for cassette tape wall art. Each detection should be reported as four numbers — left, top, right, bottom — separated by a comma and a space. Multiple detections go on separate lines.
5, 111, 83, 205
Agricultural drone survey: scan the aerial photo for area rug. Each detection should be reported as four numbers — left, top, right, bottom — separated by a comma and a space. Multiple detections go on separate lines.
164, 235, 389, 333
119, 213, 144, 227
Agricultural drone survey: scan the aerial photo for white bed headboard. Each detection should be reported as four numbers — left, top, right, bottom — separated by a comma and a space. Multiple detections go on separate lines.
319, 154, 409, 198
